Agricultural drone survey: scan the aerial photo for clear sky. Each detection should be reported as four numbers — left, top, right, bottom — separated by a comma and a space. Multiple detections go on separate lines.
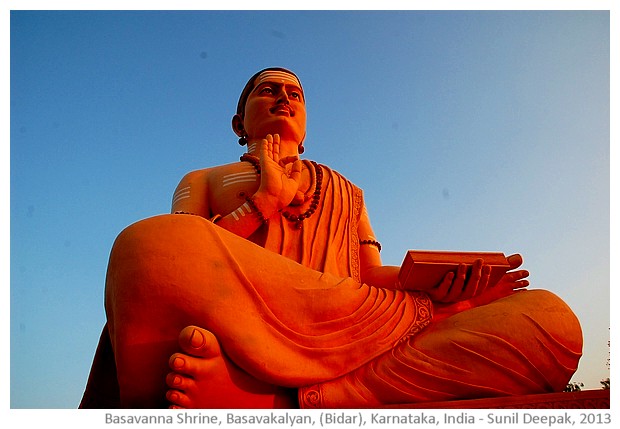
8, 7, 612, 409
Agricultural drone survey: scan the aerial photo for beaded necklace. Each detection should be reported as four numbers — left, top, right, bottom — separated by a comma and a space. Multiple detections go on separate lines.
240, 153, 323, 229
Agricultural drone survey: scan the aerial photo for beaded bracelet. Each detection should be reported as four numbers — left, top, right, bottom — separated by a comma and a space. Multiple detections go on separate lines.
245, 196, 269, 225
359, 239, 382, 252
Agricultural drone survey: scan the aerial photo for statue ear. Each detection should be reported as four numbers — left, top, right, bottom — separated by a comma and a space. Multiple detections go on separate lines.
232, 114, 245, 137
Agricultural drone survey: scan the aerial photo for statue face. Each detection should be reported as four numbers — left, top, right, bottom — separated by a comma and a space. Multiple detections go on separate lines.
241, 72, 307, 143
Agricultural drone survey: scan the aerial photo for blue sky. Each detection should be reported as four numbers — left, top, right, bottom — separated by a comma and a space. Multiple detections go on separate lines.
8, 9, 611, 409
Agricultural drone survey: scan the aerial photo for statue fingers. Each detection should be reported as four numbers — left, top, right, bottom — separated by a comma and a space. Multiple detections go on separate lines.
506, 253, 523, 270
279, 155, 301, 168
290, 159, 303, 181
461, 260, 485, 300
271, 134, 280, 162
429, 272, 453, 301
266, 134, 274, 160
446, 263, 467, 301
505, 269, 529, 283
513, 279, 530, 290
478, 264, 492, 294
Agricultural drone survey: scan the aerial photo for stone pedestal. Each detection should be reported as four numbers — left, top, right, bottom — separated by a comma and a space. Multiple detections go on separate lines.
386, 390, 610, 409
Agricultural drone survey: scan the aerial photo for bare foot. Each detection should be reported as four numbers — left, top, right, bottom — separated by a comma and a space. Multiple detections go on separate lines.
165, 326, 297, 409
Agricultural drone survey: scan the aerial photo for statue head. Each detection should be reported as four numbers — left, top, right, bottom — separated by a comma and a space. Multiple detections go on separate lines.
232, 67, 306, 153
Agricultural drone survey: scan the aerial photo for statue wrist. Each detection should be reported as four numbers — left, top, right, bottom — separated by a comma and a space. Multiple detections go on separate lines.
251, 191, 282, 218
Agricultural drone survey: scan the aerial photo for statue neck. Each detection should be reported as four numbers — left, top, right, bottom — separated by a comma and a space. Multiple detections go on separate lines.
246, 138, 301, 159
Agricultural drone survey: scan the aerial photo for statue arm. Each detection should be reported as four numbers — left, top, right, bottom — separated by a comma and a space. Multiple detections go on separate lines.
357, 204, 401, 289
171, 168, 272, 239
355, 202, 468, 295
360, 257, 401, 289
171, 169, 211, 217
356, 202, 528, 306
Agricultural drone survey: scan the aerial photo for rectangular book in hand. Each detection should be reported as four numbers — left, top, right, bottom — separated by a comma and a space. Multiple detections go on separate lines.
398, 250, 510, 291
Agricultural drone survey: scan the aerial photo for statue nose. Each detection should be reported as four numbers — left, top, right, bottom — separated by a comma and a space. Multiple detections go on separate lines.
276, 89, 290, 104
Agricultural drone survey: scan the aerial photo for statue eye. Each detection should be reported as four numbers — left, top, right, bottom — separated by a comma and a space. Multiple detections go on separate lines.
259, 86, 274, 95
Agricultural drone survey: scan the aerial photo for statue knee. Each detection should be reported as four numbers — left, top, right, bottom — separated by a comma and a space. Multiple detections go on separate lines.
105, 214, 210, 297
104, 214, 219, 332
105, 212, 225, 287
108, 215, 173, 265
512, 289, 583, 386
519, 289, 583, 347
109, 214, 214, 261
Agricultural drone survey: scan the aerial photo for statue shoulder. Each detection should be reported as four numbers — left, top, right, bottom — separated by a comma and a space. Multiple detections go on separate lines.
172, 162, 246, 215
317, 163, 361, 190
178, 161, 243, 185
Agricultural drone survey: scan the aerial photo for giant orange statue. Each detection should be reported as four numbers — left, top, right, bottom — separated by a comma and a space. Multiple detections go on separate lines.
80, 67, 582, 409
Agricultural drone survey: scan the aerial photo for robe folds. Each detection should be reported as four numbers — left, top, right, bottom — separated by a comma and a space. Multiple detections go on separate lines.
81, 164, 582, 408
298, 289, 582, 408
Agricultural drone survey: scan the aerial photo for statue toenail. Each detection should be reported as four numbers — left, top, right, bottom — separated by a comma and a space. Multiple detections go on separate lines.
173, 375, 182, 386
173, 357, 184, 368
190, 328, 205, 348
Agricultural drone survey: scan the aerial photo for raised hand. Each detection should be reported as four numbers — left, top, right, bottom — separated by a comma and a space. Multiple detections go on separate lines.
254, 134, 303, 214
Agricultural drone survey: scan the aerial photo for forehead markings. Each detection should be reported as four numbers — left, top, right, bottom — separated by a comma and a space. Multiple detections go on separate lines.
255, 70, 302, 88
253, 71, 304, 101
